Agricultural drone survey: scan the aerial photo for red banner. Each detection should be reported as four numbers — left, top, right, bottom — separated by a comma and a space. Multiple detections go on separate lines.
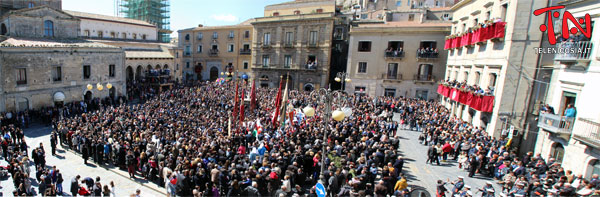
481, 95, 495, 112
494, 22, 506, 39
437, 84, 444, 94
458, 91, 468, 104
471, 95, 482, 111
461, 33, 471, 47
453, 37, 462, 48
444, 39, 451, 49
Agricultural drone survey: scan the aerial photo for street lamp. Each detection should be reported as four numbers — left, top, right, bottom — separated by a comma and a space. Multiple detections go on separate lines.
302, 87, 348, 183
334, 72, 351, 91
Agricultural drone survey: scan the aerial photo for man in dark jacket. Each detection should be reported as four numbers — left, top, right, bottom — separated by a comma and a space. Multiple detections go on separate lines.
70, 175, 80, 197
393, 156, 405, 176
244, 181, 261, 196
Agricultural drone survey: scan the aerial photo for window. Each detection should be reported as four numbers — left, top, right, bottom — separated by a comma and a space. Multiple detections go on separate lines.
384, 89, 396, 97
176, 64, 179, 70
244, 31, 250, 38
176, 52, 179, 58
83, 30, 90, 37
263, 33, 271, 45
44, 20, 54, 37
17, 68, 27, 85
407, 0, 410, 6
420, 41, 437, 49
418, 1, 423, 6
396, 0, 402, 6
358, 41, 371, 52
485, 11, 491, 21
122, 33, 127, 39
294, 10, 301, 15
284, 55, 292, 68
489, 73, 497, 88
229, 31, 234, 38
228, 44, 234, 52
442, 13, 450, 20
388, 41, 404, 51
83, 65, 91, 79
273, 12, 279, 16
408, 14, 415, 21
132, 33, 137, 39
211, 44, 218, 50
500, 4, 508, 22
463, 71, 469, 81
355, 86, 366, 96
28, 2, 34, 8
109, 64, 115, 77
550, 143, 565, 164
197, 33, 203, 40
435, 1, 439, 6
108, 32, 114, 38
358, 62, 367, 73
185, 46, 191, 55
309, 31, 318, 45
473, 18, 479, 26
316, 9, 323, 13
243, 61, 249, 69
186, 62, 190, 68
197, 45, 202, 53
185, 34, 190, 41
285, 32, 293, 45
52, 66, 62, 81
334, 27, 344, 40
262, 55, 270, 67
243, 44, 250, 50
212, 32, 218, 39
387, 63, 398, 79
98, 31, 103, 38
474, 72, 481, 85
142, 34, 147, 40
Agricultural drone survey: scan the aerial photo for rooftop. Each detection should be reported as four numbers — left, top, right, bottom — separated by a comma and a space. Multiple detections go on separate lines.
0, 37, 118, 48
125, 47, 174, 59
358, 21, 452, 28
178, 19, 254, 32
65, 10, 156, 28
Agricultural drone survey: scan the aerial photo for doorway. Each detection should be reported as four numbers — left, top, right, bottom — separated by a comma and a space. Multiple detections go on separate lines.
560, 91, 576, 116
209, 67, 219, 81
84, 91, 93, 101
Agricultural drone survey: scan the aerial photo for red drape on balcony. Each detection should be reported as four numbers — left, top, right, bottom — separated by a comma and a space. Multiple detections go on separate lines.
444, 39, 451, 49
466, 32, 474, 45
472, 28, 481, 43
443, 86, 451, 97
465, 92, 474, 106
458, 91, 469, 104
481, 95, 495, 112
461, 33, 471, 47
437, 84, 444, 94
453, 37, 462, 48
470, 95, 482, 111
494, 22, 506, 39
450, 88, 459, 101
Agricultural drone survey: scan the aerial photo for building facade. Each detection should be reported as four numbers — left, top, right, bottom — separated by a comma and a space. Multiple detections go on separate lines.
346, 19, 450, 98
178, 21, 253, 82
439, 0, 547, 138
250, 0, 336, 90
0, 6, 126, 111
0, 0, 62, 16
534, 0, 600, 179
66, 10, 157, 41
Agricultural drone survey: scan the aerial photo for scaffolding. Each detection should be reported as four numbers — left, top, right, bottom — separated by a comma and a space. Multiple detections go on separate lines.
117, 0, 171, 43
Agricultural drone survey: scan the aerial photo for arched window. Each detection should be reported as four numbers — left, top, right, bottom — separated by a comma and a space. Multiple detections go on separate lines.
474, 71, 481, 86
463, 71, 469, 82
489, 73, 497, 88
44, 20, 54, 37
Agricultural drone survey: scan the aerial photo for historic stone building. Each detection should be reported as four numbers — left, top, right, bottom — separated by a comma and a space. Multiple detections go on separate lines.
251, 0, 335, 90
439, 0, 547, 138
0, 6, 125, 111
346, 14, 451, 98
178, 20, 253, 82
534, 0, 600, 180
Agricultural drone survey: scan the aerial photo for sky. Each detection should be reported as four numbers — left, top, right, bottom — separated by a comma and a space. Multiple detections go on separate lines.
62, 0, 290, 38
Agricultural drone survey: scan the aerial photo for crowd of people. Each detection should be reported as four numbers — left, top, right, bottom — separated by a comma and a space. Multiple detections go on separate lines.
385, 47, 404, 57
394, 97, 600, 196
441, 79, 495, 96
53, 81, 415, 196
416, 48, 439, 58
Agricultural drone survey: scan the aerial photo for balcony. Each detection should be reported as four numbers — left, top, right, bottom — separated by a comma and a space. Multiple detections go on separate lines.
385, 51, 404, 59
554, 41, 593, 68
414, 74, 435, 82
537, 113, 574, 135
239, 48, 251, 55
573, 118, 600, 148
416, 52, 439, 61
283, 42, 295, 48
260, 42, 272, 49
308, 42, 318, 48
382, 73, 402, 81
209, 49, 219, 57
305, 64, 317, 70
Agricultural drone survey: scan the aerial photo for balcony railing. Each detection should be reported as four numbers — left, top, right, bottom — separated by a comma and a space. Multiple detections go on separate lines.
385, 51, 404, 58
209, 49, 219, 56
554, 41, 593, 61
382, 73, 402, 80
308, 42, 318, 48
260, 42, 272, 48
283, 42, 295, 48
414, 74, 434, 82
416, 52, 439, 59
305, 64, 317, 70
573, 117, 600, 148
537, 113, 575, 134
239, 48, 251, 55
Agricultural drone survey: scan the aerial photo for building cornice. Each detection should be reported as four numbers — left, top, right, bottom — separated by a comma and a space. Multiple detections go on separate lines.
451, 0, 473, 11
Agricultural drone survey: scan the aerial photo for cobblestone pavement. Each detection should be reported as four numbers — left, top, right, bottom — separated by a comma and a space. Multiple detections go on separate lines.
393, 113, 502, 195
0, 124, 165, 197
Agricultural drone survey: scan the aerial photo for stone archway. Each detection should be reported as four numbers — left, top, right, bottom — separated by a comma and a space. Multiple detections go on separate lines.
304, 83, 314, 91
126, 66, 134, 82
135, 65, 143, 80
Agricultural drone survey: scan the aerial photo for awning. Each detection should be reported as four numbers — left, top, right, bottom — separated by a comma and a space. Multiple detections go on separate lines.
53, 92, 65, 102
